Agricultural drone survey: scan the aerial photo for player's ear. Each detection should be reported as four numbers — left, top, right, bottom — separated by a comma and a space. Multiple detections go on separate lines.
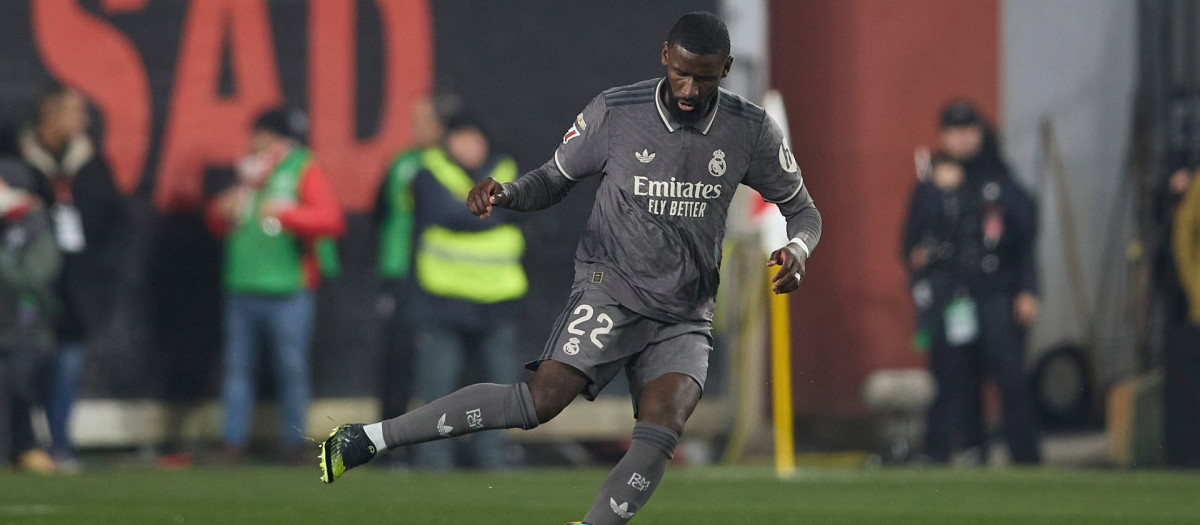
722, 55, 733, 78
661, 42, 670, 66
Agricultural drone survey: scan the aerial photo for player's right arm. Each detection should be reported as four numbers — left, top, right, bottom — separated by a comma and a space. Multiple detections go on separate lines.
467, 94, 609, 219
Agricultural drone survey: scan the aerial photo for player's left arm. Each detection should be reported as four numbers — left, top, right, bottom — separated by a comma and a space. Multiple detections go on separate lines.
468, 159, 577, 218
768, 186, 819, 294
743, 116, 823, 294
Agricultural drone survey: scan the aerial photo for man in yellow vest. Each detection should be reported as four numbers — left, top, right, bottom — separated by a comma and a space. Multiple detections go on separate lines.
205, 108, 345, 463
406, 109, 526, 469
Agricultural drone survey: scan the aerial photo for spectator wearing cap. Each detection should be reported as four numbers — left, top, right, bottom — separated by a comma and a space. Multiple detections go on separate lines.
901, 99, 1041, 464
205, 108, 345, 462
405, 105, 527, 469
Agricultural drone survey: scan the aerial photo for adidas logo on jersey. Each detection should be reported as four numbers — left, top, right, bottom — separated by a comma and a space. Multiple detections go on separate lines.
609, 498, 636, 519
635, 149, 656, 163
436, 413, 454, 437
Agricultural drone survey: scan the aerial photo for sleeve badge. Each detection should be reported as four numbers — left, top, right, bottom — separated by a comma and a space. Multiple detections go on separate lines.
562, 124, 580, 144
778, 141, 798, 173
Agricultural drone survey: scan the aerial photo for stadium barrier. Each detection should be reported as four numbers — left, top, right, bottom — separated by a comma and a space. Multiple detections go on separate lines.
66, 397, 734, 449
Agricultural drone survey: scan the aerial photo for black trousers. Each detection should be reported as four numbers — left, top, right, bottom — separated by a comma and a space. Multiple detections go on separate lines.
0, 346, 52, 464
378, 280, 415, 420
1165, 323, 1200, 468
923, 293, 1041, 464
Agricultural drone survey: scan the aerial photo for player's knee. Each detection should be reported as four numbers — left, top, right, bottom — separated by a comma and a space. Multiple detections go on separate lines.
635, 400, 689, 436
635, 374, 701, 435
528, 382, 573, 424
526, 361, 588, 424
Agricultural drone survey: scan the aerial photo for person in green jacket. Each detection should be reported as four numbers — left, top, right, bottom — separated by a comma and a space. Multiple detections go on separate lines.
205, 109, 345, 462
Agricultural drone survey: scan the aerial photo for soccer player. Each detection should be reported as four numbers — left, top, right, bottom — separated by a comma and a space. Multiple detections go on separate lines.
321, 12, 822, 524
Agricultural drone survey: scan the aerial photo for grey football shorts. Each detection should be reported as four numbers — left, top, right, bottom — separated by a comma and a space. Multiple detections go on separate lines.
526, 283, 713, 404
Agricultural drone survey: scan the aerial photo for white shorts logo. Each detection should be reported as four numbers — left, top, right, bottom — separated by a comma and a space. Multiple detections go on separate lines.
563, 337, 581, 356
466, 408, 483, 430
628, 472, 652, 492
708, 149, 726, 177
778, 141, 798, 173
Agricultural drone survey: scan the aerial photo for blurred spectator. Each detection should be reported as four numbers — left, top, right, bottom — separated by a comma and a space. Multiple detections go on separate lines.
407, 107, 527, 469
1154, 169, 1193, 329
17, 82, 125, 470
205, 108, 345, 462
902, 100, 1041, 465
1152, 168, 1193, 369
905, 152, 987, 462
0, 157, 61, 473
1169, 165, 1200, 467
370, 94, 457, 450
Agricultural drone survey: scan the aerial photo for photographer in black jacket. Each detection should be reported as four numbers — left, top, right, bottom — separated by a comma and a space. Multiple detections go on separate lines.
903, 100, 1041, 464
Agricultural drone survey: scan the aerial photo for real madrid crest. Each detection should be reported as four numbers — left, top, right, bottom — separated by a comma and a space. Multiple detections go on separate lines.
563, 337, 581, 355
708, 149, 727, 177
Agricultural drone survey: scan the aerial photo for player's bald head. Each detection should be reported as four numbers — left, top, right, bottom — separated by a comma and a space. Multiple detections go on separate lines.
666, 11, 730, 58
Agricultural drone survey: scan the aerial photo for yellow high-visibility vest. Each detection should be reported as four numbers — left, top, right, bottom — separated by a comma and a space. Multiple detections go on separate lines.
415, 148, 527, 303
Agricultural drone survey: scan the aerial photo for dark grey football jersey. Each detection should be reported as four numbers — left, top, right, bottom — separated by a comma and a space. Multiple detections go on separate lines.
529, 78, 820, 323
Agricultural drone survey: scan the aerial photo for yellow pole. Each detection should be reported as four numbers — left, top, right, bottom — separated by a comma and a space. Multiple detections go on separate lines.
769, 284, 796, 477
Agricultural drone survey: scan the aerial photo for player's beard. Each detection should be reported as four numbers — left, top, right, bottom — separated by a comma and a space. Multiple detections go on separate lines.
665, 89, 715, 125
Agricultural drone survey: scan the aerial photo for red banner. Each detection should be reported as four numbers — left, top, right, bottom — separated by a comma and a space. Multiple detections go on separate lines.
29, 0, 432, 212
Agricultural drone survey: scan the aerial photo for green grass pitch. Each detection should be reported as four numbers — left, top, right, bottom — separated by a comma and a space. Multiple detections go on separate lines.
1, 465, 1198, 524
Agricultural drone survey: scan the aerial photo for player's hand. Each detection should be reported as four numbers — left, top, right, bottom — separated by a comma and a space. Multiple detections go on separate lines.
767, 242, 808, 294
466, 177, 508, 219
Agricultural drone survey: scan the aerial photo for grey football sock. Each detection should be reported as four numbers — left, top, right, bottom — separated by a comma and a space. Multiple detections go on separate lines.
583, 422, 678, 525
380, 382, 538, 448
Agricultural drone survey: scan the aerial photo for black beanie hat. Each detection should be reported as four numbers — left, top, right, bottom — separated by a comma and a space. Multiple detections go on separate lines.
254, 107, 308, 140
940, 99, 982, 128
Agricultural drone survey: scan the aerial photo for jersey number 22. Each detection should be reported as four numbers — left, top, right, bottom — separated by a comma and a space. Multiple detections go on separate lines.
567, 304, 613, 348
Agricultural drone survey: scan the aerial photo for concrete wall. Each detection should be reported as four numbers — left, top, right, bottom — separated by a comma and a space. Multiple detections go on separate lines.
1001, 0, 1139, 386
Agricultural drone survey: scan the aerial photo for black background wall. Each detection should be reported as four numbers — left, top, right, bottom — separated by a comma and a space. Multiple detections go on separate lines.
0, 0, 714, 400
